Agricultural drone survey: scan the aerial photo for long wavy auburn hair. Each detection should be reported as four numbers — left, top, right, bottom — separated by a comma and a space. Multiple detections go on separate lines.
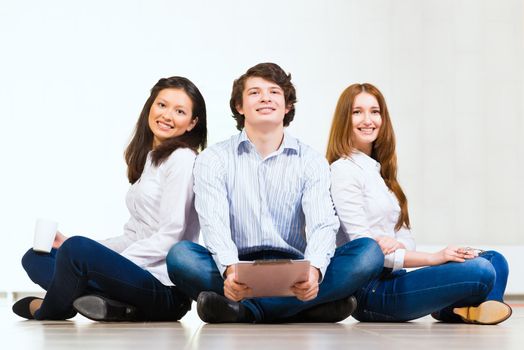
326, 83, 410, 231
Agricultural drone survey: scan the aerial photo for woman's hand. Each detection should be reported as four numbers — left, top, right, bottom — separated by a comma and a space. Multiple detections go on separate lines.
291, 266, 320, 301
52, 231, 68, 249
428, 245, 477, 265
223, 265, 252, 301
375, 235, 405, 255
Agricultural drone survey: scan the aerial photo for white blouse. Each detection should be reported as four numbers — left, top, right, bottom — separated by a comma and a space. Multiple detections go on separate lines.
330, 151, 415, 271
100, 148, 200, 286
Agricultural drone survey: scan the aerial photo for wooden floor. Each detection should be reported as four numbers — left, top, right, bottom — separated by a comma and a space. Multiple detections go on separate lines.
2, 301, 523, 350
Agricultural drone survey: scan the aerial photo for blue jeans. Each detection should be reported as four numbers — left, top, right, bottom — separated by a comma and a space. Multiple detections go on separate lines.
166, 237, 384, 323
352, 250, 509, 322
22, 236, 190, 321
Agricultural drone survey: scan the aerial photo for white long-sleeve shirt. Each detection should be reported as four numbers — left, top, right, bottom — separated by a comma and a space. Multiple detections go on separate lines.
100, 148, 200, 286
330, 151, 415, 271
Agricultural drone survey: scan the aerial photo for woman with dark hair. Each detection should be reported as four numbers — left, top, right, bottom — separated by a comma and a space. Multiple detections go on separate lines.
326, 83, 511, 324
12, 76, 207, 322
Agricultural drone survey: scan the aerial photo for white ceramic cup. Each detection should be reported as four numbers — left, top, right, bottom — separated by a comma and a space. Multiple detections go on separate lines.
33, 218, 58, 253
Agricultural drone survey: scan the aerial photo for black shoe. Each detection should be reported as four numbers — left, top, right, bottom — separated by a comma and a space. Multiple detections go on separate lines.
196, 291, 254, 323
73, 295, 138, 322
12, 296, 42, 319
284, 295, 358, 323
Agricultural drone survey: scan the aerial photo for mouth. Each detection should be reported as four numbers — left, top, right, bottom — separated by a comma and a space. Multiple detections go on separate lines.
256, 106, 276, 114
357, 127, 376, 135
157, 120, 174, 131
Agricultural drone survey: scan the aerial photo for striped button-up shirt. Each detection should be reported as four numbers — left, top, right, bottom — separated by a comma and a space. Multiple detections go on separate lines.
193, 130, 339, 278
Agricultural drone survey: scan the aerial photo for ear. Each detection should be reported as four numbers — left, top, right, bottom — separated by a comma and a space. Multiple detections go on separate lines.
236, 104, 244, 115
187, 117, 199, 132
285, 104, 291, 115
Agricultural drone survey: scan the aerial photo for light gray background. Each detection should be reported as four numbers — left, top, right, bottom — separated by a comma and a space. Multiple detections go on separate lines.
1, 0, 522, 292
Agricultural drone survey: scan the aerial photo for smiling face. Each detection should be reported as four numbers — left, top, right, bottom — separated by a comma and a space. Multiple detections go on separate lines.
351, 92, 382, 155
236, 77, 289, 131
148, 88, 197, 148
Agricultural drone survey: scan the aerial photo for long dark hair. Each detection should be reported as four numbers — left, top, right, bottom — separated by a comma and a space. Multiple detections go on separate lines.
326, 83, 410, 231
125, 76, 207, 184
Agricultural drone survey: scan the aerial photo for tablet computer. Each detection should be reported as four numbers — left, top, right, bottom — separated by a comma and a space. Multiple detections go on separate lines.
235, 259, 310, 298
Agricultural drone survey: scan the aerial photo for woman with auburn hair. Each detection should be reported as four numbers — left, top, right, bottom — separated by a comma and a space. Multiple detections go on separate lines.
12, 76, 207, 322
326, 83, 511, 324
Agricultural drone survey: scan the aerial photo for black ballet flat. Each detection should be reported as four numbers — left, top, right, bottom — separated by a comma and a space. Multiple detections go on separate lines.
73, 295, 138, 322
12, 296, 43, 319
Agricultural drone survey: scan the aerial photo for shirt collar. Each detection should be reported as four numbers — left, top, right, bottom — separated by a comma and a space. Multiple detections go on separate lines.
349, 150, 381, 171
236, 129, 299, 155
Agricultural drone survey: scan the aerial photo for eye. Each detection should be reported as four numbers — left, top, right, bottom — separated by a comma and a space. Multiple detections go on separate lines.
352, 110, 361, 115
157, 102, 166, 108
372, 110, 381, 115
248, 90, 259, 95
270, 89, 281, 94
176, 109, 186, 115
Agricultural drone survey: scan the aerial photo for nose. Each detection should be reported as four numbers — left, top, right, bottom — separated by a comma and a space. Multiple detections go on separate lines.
363, 112, 373, 123
161, 109, 175, 120
260, 90, 272, 102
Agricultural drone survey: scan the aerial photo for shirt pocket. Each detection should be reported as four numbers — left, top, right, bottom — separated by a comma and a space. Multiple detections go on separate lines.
268, 178, 302, 212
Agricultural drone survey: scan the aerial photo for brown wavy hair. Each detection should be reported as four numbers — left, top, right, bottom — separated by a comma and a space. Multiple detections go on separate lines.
125, 76, 207, 184
230, 62, 297, 130
326, 83, 410, 231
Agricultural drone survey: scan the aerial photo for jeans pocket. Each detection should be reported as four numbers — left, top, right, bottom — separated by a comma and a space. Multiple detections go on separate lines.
368, 278, 382, 293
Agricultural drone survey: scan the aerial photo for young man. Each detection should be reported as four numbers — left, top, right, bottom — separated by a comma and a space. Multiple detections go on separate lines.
167, 62, 384, 323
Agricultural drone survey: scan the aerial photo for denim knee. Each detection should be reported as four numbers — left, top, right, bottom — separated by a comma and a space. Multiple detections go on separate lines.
466, 257, 496, 295
21, 248, 38, 273
342, 238, 384, 281
55, 236, 93, 267
481, 250, 509, 276
357, 238, 384, 276
166, 240, 199, 284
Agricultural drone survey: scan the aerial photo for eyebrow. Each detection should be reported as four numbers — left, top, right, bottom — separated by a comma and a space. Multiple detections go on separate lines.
157, 98, 189, 110
246, 85, 283, 91
352, 105, 380, 109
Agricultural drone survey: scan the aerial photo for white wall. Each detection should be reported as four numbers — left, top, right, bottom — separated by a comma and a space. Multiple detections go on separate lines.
1, 0, 522, 293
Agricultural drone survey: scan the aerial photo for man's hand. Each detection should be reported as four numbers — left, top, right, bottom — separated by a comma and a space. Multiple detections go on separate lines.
375, 235, 404, 255
223, 265, 252, 301
291, 266, 320, 301
52, 231, 68, 249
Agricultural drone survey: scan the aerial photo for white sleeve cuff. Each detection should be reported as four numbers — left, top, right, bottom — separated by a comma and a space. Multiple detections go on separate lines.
212, 253, 239, 279
305, 254, 331, 283
393, 249, 406, 271
383, 249, 406, 271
